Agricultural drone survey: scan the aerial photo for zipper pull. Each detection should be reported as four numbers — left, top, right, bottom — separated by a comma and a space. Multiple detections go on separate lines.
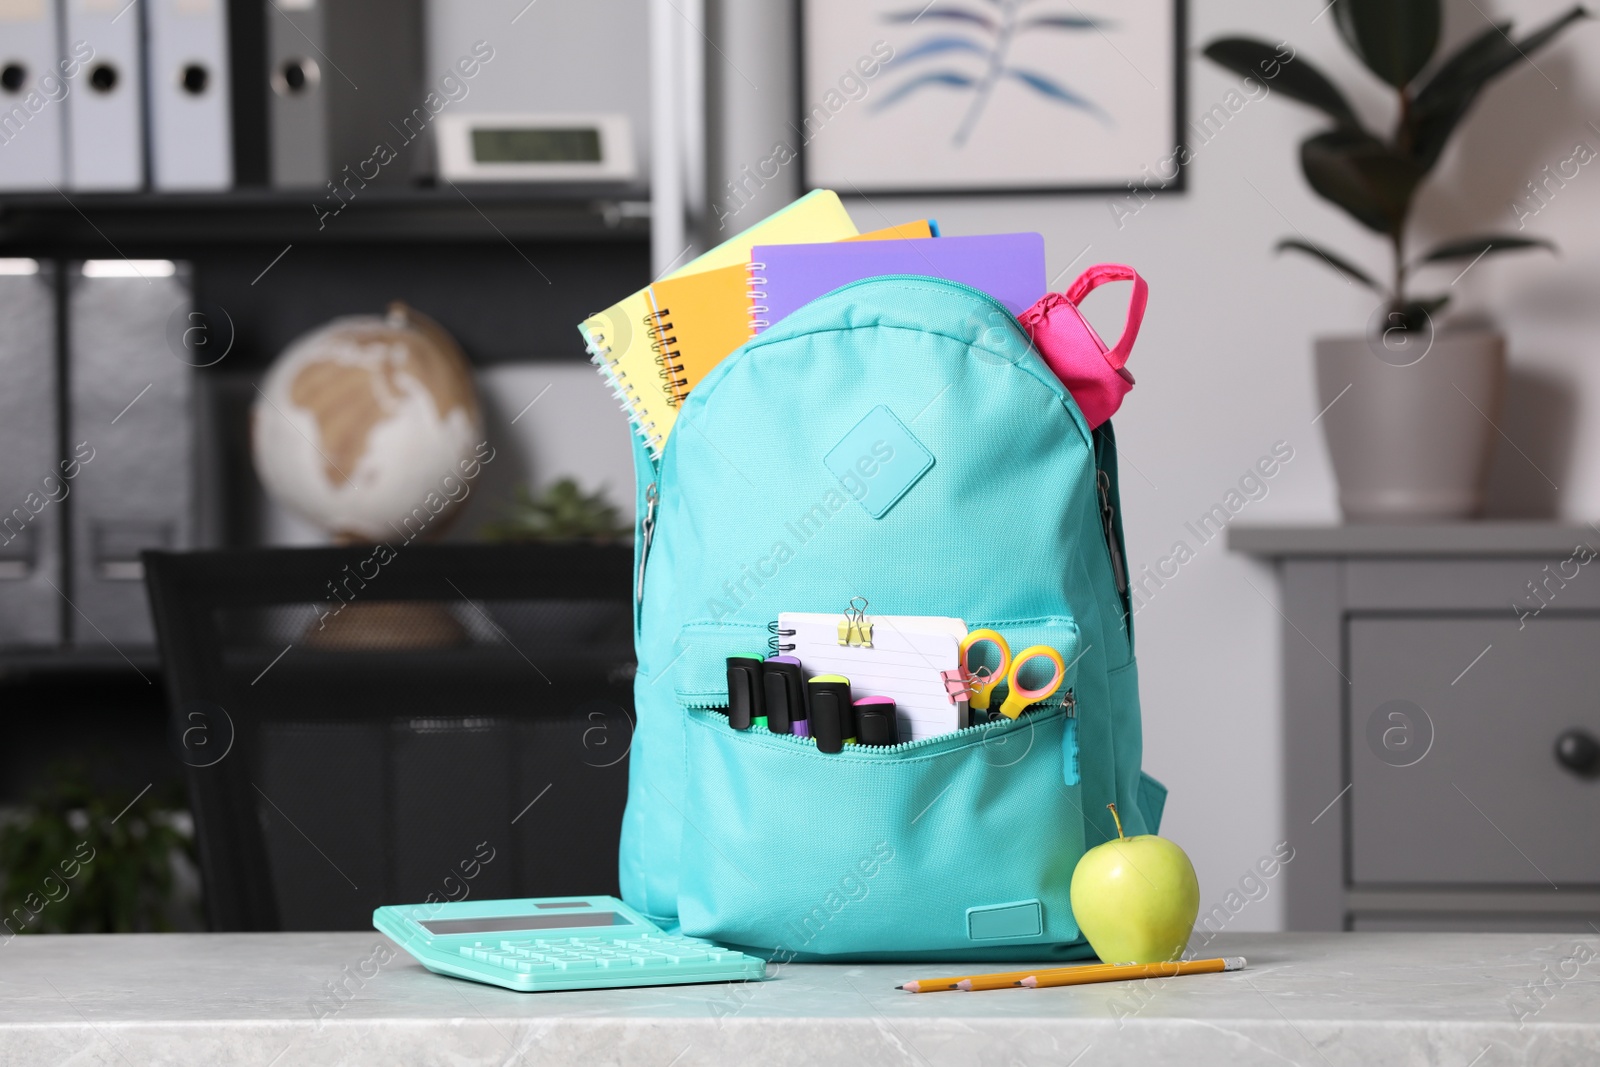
636, 482, 658, 605
1063, 690, 1076, 718
1097, 470, 1127, 594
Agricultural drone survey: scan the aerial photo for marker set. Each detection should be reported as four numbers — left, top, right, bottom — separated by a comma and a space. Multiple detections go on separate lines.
725, 655, 900, 754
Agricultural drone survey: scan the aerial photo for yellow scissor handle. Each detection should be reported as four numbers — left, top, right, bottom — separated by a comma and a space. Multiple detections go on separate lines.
959, 628, 1011, 713
998, 645, 1065, 719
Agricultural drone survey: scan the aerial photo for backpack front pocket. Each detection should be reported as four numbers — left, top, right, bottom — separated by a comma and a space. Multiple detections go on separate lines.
676, 706, 1088, 962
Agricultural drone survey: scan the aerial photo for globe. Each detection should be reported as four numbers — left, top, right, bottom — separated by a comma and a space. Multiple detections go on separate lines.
251, 303, 483, 543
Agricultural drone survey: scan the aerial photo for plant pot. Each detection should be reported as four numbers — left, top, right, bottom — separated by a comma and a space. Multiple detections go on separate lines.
1314, 329, 1506, 522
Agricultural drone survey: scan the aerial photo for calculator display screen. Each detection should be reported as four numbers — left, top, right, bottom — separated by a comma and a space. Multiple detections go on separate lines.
471, 128, 602, 163
419, 912, 631, 935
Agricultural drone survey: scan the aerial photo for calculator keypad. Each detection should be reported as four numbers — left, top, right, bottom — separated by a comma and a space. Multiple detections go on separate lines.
457, 933, 750, 976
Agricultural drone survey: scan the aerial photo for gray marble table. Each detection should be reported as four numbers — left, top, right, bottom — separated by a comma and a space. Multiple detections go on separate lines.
2, 932, 1597, 1065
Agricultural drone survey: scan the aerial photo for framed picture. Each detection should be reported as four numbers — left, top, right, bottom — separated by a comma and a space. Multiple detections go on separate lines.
800, 0, 1186, 195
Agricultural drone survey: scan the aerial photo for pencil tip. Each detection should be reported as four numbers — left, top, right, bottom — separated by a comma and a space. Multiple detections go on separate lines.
898, 982, 916, 992
1020, 976, 1038, 988
955, 979, 973, 991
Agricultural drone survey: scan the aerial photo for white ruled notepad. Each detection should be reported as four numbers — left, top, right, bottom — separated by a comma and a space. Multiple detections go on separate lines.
776, 613, 968, 742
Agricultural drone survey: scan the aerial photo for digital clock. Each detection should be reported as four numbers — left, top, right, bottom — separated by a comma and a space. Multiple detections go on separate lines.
436, 112, 637, 183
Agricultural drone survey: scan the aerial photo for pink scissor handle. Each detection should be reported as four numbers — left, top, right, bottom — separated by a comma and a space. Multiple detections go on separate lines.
1064, 264, 1147, 373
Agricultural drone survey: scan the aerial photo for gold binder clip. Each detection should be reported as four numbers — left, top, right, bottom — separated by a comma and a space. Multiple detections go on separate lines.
837, 596, 873, 648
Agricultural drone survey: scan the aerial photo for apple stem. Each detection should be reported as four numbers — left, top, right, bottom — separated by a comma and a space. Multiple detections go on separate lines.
1107, 802, 1125, 841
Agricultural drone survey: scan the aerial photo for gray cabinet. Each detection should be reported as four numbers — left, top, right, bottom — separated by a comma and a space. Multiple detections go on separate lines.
1232, 524, 1600, 932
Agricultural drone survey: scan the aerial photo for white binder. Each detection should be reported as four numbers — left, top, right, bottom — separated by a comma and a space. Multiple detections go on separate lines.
0, 0, 67, 190
145, 0, 232, 190
0, 259, 63, 647
64, 0, 144, 190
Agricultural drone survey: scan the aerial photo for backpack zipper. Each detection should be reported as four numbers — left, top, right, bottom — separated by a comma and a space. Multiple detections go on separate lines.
636, 482, 658, 604
687, 701, 1067, 757
1097, 471, 1127, 594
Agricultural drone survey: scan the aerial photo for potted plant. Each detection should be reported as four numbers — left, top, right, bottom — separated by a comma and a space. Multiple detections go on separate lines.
0, 765, 198, 934
481, 478, 631, 544
1204, 2, 1588, 520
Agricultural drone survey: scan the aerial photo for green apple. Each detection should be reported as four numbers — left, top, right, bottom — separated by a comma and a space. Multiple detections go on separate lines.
1069, 803, 1200, 964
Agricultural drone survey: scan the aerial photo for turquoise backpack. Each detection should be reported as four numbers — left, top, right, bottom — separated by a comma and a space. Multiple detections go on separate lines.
621, 275, 1165, 962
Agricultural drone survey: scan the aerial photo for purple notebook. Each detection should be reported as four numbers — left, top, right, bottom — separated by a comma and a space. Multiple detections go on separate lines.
748, 232, 1047, 332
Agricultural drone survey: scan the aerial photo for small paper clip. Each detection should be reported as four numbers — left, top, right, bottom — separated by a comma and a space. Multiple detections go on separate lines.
837, 596, 873, 648
941, 668, 970, 705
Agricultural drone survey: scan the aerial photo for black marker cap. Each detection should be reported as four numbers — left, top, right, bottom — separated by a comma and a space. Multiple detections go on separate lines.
854, 698, 899, 746
726, 655, 765, 730
807, 675, 854, 754
762, 656, 805, 735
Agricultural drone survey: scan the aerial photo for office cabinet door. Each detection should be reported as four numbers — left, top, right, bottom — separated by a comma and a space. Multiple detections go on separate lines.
1349, 615, 1600, 886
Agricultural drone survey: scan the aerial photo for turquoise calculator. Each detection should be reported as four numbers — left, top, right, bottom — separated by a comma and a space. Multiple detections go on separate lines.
374, 895, 768, 992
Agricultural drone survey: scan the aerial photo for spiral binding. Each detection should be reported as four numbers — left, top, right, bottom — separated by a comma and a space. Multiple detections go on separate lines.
645, 308, 690, 407
746, 260, 769, 333
584, 319, 666, 457
767, 619, 795, 657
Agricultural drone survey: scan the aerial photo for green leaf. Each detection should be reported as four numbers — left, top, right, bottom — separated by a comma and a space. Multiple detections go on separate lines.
1300, 128, 1425, 235
1414, 234, 1556, 264
1408, 6, 1591, 170
1276, 239, 1384, 291
1333, 0, 1441, 88
1331, 0, 1446, 87
1201, 38, 1361, 126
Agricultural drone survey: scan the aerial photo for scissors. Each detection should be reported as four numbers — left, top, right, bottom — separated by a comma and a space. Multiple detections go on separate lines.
958, 629, 1066, 720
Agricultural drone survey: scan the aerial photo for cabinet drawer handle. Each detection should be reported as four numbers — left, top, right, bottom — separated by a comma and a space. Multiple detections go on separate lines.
1554, 729, 1599, 778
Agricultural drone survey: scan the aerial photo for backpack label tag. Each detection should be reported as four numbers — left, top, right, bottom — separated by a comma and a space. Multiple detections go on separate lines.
824, 404, 934, 520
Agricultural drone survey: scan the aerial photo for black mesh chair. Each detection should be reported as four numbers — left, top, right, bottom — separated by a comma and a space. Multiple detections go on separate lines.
143, 543, 635, 931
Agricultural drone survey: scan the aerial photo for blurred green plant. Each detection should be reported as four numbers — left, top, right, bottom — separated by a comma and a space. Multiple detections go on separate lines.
1204, 0, 1589, 330
481, 478, 630, 542
0, 765, 196, 935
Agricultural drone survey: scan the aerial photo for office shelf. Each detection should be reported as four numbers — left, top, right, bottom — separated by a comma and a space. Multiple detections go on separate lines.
0, 646, 163, 678
0, 186, 651, 253
0, 185, 653, 367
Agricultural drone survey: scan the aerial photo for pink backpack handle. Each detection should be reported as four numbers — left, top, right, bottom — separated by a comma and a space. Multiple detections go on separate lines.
1064, 264, 1147, 372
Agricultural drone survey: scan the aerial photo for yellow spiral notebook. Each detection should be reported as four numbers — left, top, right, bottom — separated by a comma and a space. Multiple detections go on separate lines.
645, 218, 935, 411
579, 190, 857, 458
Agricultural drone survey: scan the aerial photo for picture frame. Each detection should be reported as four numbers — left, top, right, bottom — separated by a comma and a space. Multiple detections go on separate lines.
799, 0, 1187, 197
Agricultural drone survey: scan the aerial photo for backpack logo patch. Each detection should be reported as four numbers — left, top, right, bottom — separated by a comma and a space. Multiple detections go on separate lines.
823, 404, 934, 520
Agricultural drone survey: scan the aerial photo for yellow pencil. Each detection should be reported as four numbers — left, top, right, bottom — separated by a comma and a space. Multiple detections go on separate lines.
897, 957, 1245, 993
899, 960, 1138, 994
1018, 956, 1245, 989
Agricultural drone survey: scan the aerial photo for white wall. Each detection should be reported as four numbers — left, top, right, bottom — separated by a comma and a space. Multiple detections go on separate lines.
425, 0, 652, 176
448, 364, 639, 538
704, 0, 1600, 930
